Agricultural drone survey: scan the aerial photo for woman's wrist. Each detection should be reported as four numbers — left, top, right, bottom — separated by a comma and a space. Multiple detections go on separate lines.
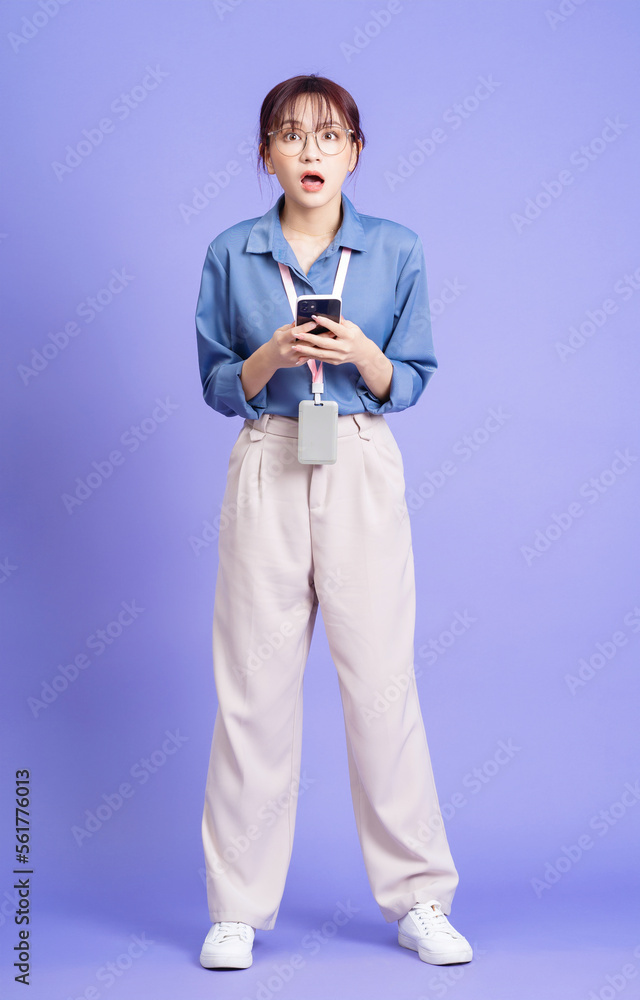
355, 342, 393, 402
240, 341, 280, 402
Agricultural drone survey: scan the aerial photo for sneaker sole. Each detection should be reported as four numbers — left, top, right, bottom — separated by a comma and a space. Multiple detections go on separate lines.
199, 950, 253, 970
398, 931, 473, 965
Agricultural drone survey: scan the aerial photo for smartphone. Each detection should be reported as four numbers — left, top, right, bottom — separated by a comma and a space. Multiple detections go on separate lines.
295, 295, 341, 336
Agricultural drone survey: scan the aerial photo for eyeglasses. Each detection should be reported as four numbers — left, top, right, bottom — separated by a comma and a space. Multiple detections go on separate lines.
267, 124, 354, 156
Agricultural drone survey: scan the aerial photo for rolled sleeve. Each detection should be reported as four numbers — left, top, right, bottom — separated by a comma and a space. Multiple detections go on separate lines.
355, 234, 437, 415
195, 243, 268, 419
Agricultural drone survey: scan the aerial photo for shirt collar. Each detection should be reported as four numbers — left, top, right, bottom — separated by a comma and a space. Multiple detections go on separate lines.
246, 190, 367, 261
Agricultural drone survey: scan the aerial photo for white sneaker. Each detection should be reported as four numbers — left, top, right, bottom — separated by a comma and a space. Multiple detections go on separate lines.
199, 920, 255, 969
398, 899, 473, 965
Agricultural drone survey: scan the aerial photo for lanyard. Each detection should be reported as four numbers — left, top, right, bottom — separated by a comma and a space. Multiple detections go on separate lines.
278, 247, 351, 401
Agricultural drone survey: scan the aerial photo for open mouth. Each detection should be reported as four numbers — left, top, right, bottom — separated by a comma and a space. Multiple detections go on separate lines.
300, 172, 324, 191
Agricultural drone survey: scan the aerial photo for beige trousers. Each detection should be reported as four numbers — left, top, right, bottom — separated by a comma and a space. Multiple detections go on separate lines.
201, 410, 459, 930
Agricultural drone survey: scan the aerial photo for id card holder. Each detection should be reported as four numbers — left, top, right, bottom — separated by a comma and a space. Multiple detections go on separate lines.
298, 399, 339, 464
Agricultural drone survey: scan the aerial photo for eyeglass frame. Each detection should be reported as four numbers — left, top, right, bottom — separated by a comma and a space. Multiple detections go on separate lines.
266, 124, 355, 156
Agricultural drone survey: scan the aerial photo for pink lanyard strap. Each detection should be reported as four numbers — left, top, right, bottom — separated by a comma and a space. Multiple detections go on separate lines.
278, 247, 352, 396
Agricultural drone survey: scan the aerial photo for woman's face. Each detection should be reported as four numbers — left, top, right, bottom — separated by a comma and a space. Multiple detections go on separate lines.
264, 96, 360, 210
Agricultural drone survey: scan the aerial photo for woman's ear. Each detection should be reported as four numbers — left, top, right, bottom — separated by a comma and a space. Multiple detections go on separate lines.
264, 146, 276, 175
349, 139, 362, 172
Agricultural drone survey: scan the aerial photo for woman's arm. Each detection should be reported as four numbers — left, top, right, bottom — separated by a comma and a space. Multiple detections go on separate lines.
355, 233, 438, 413
195, 243, 271, 419
353, 344, 394, 403
239, 342, 279, 403
292, 233, 437, 414
196, 242, 319, 414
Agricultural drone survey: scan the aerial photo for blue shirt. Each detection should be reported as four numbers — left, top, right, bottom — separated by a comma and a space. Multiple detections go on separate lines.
195, 191, 437, 419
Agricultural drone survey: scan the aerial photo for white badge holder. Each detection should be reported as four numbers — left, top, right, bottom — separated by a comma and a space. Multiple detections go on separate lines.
279, 248, 351, 465
298, 399, 339, 463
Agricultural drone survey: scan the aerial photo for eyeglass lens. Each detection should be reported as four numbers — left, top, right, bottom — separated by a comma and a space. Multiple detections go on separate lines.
274, 126, 349, 155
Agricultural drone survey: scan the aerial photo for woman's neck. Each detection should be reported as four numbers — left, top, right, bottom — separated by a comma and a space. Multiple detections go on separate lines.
280, 192, 343, 240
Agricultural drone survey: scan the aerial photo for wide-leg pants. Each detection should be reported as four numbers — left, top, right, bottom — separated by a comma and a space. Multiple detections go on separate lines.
201, 410, 459, 930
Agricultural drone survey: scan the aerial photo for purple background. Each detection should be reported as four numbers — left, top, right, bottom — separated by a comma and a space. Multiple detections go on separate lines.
2, 1, 639, 997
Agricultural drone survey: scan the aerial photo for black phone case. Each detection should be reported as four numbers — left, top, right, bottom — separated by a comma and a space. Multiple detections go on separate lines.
296, 295, 342, 336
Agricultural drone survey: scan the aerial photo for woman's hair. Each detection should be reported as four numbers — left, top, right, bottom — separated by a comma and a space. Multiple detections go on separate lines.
257, 73, 365, 180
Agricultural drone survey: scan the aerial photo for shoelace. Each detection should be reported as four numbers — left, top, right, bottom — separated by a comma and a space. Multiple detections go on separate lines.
212, 920, 252, 943
409, 902, 457, 939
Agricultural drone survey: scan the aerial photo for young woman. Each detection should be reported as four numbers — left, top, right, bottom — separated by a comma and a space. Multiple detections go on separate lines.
195, 74, 472, 972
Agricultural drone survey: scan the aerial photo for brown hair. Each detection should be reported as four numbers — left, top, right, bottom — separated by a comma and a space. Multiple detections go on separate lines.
257, 73, 365, 181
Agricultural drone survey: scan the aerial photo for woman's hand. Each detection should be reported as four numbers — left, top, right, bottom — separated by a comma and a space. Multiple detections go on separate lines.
243, 317, 392, 404
290, 314, 374, 366
266, 320, 320, 369
291, 314, 394, 402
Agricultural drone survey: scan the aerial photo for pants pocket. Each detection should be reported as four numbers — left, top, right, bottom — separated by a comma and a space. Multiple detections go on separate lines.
372, 420, 405, 472
369, 421, 408, 512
